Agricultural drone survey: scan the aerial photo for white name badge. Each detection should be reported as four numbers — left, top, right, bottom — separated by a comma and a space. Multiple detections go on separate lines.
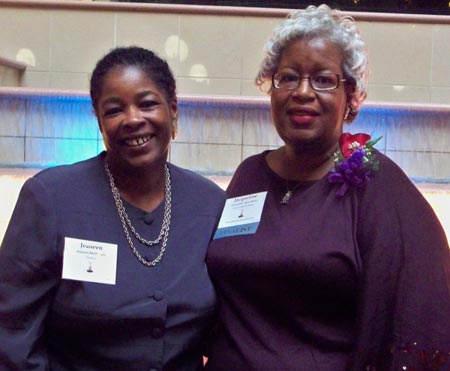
214, 191, 267, 239
62, 237, 118, 285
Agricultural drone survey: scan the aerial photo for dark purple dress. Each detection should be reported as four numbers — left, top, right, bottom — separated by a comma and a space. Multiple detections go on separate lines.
205, 150, 450, 370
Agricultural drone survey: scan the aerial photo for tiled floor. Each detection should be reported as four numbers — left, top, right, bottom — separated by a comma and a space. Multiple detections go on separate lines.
1, 168, 449, 244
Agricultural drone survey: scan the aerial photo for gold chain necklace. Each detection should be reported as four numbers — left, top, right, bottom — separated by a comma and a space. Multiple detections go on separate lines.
104, 161, 171, 267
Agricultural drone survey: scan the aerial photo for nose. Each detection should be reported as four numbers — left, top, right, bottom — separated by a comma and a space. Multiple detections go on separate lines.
124, 106, 144, 125
294, 77, 314, 97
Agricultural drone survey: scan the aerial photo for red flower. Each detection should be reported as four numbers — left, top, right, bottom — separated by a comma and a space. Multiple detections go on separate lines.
339, 133, 371, 159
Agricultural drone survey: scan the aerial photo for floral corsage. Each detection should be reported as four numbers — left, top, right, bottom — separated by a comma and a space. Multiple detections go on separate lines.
327, 133, 381, 198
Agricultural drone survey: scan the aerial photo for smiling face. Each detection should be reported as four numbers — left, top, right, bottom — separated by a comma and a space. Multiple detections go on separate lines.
270, 37, 349, 155
96, 65, 177, 173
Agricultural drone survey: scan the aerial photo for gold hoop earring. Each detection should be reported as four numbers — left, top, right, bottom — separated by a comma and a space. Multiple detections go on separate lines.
171, 118, 178, 140
343, 107, 350, 120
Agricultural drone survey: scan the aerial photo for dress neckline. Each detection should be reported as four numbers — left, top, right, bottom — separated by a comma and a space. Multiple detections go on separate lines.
260, 150, 320, 187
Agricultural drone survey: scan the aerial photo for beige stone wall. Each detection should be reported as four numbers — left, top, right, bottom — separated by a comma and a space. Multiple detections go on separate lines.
0, 1, 449, 104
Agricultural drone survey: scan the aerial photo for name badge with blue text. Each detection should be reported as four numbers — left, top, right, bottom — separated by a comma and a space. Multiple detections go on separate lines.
214, 191, 267, 239
62, 237, 118, 285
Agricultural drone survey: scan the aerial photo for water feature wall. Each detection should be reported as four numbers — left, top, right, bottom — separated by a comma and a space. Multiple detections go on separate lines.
1, 1, 449, 182
0, 88, 449, 182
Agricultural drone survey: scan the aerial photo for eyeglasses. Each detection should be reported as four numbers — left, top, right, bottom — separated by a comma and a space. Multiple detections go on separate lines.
272, 72, 346, 92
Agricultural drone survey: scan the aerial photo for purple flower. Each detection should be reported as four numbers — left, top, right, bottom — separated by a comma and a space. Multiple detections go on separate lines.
328, 133, 381, 198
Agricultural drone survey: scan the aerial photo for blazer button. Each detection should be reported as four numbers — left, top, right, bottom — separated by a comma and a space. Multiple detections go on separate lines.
142, 212, 154, 225
153, 290, 164, 301
152, 327, 163, 338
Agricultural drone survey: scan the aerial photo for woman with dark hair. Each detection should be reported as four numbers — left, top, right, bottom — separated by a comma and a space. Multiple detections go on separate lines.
0, 46, 225, 370
205, 5, 450, 370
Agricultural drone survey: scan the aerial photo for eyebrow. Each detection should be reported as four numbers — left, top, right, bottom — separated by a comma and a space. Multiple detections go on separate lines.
136, 90, 157, 100
100, 90, 157, 107
100, 97, 121, 107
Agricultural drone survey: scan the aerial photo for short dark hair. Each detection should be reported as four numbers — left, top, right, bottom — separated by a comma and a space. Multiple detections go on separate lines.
89, 46, 176, 115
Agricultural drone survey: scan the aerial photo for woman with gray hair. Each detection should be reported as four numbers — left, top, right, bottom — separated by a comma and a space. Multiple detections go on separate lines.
206, 4, 450, 370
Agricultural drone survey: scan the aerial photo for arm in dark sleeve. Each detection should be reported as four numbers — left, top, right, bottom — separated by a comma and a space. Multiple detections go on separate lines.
0, 177, 60, 370
351, 158, 450, 370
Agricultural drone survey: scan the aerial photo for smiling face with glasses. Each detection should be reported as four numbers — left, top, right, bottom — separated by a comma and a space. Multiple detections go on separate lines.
269, 37, 351, 159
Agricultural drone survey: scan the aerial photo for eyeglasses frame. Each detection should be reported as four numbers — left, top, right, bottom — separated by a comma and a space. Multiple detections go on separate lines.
271, 73, 347, 92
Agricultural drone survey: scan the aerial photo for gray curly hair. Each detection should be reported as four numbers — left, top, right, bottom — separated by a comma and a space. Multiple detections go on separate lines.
255, 4, 369, 122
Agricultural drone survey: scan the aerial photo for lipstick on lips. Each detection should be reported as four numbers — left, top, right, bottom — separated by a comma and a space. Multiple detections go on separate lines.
289, 108, 319, 125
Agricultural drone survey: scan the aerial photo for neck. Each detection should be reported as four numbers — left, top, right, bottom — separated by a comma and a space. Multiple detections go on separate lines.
106, 158, 167, 212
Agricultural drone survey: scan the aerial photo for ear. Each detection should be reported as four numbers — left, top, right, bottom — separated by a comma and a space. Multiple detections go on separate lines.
343, 106, 351, 121
345, 82, 356, 104
344, 83, 356, 122
170, 98, 179, 140
97, 119, 104, 134
93, 108, 104, 134
97, 119, 107, 144
95, 112, 109, 151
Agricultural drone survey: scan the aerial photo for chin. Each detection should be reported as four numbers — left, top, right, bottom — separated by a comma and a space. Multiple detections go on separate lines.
135, 152, 168, 168
286, 135, 328, 153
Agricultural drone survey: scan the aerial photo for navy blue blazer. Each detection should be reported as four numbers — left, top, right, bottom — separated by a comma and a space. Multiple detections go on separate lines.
0, 153, 226, 370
